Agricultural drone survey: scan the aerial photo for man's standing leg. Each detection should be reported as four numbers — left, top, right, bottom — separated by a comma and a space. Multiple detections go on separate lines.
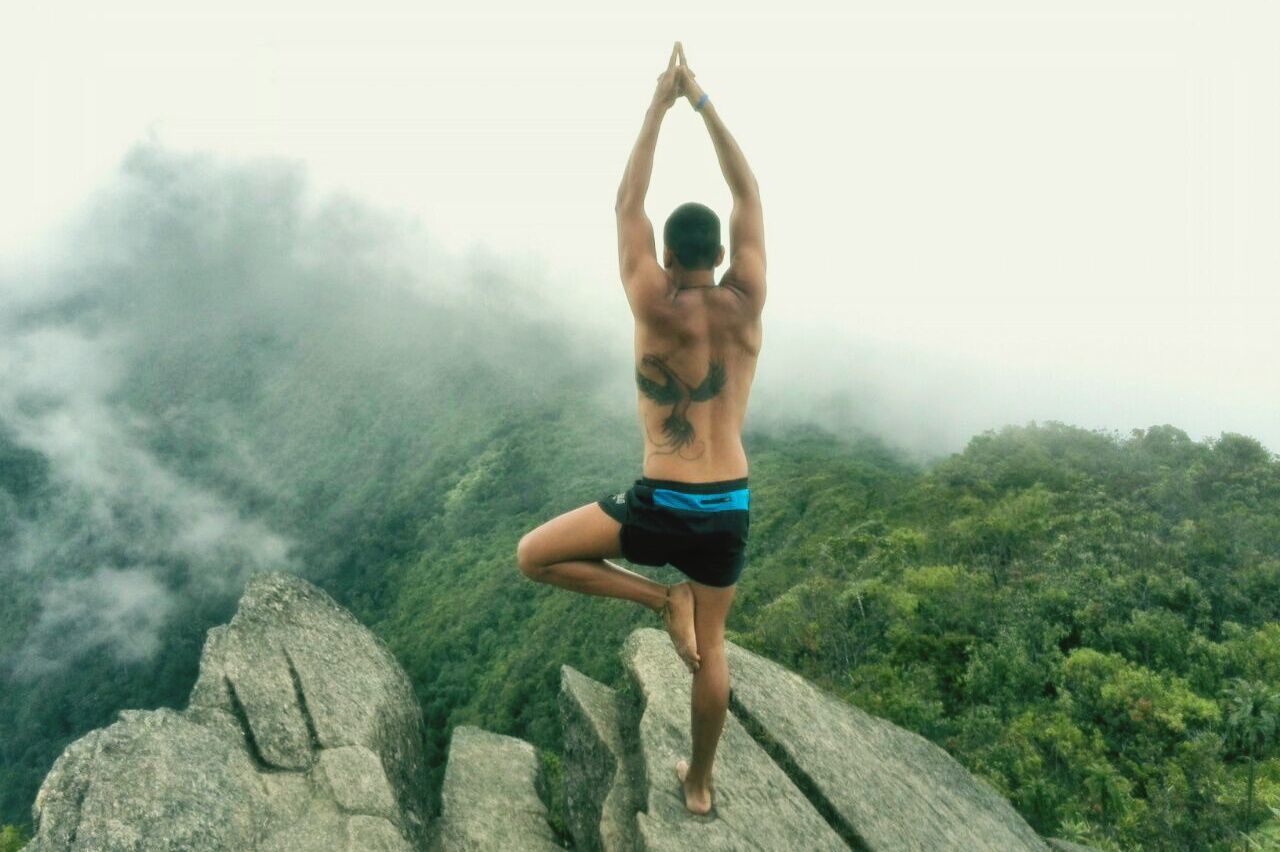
676, 579, 737, 815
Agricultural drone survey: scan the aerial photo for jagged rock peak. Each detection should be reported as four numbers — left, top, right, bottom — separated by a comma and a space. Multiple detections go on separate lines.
28, 572, 427, 852
27, 573, 1097, 852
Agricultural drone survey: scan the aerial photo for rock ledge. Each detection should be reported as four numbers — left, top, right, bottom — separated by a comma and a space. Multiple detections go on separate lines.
28, 574, 1096, 851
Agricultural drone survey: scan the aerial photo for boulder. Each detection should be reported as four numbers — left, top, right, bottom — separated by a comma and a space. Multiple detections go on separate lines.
559, 665, 643, 852
28, 573, 425, 852
622, 628, 847, 851
28, 708, 264, 851
25, 573, 1100, 852
724, 638, 1051, 850
188, 572, 426, 826
551, 628, 1094, 852
433, 725, 563, 851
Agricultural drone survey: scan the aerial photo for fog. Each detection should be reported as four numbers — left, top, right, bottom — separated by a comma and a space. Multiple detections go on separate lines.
2, 1, 1278, 673
5, 0, 1277, 462
0, 142, 605, 673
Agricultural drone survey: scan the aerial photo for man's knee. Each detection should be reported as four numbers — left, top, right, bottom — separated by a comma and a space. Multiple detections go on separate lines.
695, 637, 726, 660
516, 533, 543, 579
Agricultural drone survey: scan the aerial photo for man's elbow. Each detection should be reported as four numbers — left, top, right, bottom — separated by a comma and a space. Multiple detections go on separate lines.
733, 177, 761, 202
615, 191, 643, 211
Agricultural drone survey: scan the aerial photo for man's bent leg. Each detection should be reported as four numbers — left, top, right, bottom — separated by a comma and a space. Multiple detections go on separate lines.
516, 502, 667, 612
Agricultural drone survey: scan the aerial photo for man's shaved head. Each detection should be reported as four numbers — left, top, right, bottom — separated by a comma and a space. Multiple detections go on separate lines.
663, 202, 721, 270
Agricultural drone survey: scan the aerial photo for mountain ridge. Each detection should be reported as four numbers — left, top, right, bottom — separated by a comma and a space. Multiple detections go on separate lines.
25, 572, 1094, 851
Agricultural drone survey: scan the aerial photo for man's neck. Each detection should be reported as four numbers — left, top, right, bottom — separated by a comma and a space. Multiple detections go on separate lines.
672, 272, 716, 290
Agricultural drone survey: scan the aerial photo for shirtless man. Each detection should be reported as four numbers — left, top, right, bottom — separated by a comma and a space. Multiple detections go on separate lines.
516, 42, 765, 816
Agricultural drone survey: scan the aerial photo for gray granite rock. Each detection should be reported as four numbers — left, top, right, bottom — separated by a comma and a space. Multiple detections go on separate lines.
346, 815, 416, 852
24, 573, 1092, 852
435, 725, 564, 851
257, 793, 347, 852
28, 573, 424, 852
559, 665, 643, 852
188, 572, 427, 836
317, 746, 398, 818
27, 708, 265, 852
622, 628, 847, 851
724, 635, 1050, 851
189, 621, 315, 770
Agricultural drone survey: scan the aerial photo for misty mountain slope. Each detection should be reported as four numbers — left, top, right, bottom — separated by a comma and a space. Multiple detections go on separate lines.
3, 145, 1278, 850
0, 142, 639, 829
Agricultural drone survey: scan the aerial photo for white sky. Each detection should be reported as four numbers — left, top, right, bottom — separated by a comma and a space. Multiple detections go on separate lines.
3, 0, 1278, 457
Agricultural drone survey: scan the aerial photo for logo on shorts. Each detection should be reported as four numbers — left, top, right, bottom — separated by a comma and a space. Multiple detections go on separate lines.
613, 493, 626, 505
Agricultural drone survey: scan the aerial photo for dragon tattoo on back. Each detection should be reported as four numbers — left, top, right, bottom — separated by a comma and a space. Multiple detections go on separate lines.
635, 354, 727, 459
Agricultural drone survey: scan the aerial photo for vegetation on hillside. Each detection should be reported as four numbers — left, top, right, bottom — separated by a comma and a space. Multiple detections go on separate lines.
2, 147, 1277, 850
371, 419, 1280, 851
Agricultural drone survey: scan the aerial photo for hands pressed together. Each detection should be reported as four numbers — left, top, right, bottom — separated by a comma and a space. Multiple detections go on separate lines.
652, 41, 706, 113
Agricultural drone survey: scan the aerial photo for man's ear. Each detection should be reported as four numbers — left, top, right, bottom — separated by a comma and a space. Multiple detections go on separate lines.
716, 245, 726, 267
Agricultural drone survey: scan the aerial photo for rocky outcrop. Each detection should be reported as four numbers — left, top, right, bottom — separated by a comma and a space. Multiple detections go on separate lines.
28, 574, 1096, 851
28, 573, 426, 852
621, 629, 846, 850
558, 666, 644, 851
555, 630, 1095, 852
723, 637, 1050, 850
433, 726, 563, 851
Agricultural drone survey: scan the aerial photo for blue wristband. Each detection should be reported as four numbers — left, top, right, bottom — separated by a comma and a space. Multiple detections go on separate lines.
694, 92, 709, 111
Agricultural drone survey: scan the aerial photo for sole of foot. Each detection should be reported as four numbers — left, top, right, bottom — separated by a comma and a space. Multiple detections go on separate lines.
662, 581, 701, 673
675, 758, 713, 815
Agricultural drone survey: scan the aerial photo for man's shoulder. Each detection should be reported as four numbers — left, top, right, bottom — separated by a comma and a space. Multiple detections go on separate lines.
717, 273, 765, 319
621, 266, 675, 321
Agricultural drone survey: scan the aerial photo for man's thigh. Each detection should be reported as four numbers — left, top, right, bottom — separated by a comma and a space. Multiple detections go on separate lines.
519, 502, 624, 567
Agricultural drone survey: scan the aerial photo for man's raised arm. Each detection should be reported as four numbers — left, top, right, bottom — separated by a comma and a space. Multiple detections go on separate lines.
614, 43, 683, 316
614, 101, 665, 285
677, 51, 766, 312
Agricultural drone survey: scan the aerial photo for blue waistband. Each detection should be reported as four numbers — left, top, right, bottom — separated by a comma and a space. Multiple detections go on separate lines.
650, 486, 750, 513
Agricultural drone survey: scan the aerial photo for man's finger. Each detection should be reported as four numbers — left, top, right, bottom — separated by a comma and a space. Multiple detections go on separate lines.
668, 42, 680, 70
676, 43, 687, 66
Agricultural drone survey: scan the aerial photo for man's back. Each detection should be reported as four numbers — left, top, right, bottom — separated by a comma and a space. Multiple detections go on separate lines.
618, 48, 766, 488
632, 281, 762, 482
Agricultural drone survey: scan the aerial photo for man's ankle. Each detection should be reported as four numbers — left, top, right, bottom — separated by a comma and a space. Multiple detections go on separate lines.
652, 584, 671, 613
683, 769, 710, 789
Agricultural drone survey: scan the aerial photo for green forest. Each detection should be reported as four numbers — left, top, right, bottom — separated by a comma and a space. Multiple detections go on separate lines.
1, 146, 1278, 851
6, 415, 1279, 851
362, 419, 1280, 852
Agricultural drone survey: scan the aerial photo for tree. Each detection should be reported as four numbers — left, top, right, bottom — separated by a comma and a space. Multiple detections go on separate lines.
1223, 678, 1280, 833
0, 824, 28, 852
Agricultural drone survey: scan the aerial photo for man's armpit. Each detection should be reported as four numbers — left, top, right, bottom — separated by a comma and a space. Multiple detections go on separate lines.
720, 273, 765, 313
622, 269, 670, 318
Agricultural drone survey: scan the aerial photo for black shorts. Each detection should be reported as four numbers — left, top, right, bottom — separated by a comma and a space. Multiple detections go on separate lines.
597, 475, 750, 588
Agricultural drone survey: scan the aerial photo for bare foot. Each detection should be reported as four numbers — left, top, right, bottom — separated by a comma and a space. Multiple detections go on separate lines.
675, 758, 713, 815
661, 582, 700, 673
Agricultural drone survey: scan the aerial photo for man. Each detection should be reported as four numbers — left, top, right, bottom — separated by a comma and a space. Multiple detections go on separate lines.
515, 42, 765, 817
